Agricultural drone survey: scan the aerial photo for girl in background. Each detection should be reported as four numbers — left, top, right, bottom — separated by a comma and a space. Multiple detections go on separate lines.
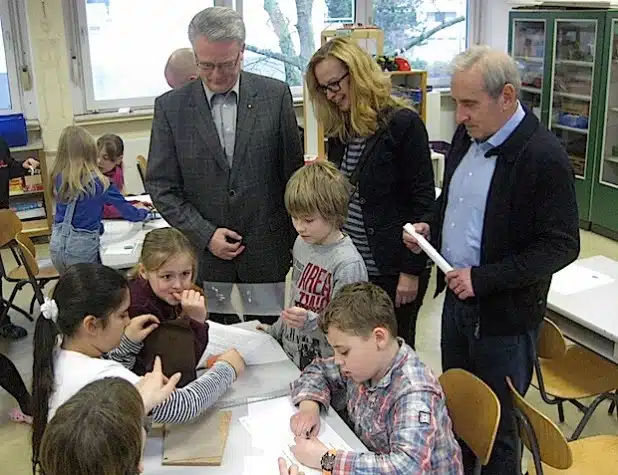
31, 263, 244, 470
1, 354, 32, 423
0, 135, 39, 339
127, 228, 208, 377
49, 126, 149, 274
97, 133, 126, 219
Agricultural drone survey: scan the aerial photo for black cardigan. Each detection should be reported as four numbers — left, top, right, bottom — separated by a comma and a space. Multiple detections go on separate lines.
0, 136, 26, 209
434, 110, 580, 336
328, 107, 435, 276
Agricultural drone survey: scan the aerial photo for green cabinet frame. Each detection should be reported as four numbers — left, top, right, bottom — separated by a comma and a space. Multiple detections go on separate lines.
509, 9, 614, 230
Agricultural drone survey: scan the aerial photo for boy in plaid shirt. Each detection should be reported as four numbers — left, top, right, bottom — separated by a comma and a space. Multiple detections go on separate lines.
289, 282, 463, 475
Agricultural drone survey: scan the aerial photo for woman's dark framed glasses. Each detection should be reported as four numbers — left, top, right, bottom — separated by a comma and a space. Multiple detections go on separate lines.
317, 72, 349, 95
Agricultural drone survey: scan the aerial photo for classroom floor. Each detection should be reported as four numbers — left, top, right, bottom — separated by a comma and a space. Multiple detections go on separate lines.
1, 230, 618, 473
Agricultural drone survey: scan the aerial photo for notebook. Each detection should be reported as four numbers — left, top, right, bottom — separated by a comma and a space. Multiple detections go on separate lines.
162, 410, 232, 466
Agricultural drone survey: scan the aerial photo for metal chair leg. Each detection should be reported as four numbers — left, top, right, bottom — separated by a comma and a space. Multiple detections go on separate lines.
570, 393, 614, 440
557, 400, 565, 423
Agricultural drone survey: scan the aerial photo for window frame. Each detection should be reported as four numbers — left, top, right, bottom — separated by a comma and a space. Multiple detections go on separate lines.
0, 0, 37, 118
68, 0, 476, 114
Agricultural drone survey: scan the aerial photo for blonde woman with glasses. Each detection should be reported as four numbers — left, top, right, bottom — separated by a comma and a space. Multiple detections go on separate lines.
305, 37, 435, 348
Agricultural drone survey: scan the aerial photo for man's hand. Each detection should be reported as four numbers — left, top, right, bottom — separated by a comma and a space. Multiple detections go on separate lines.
290, 400, 321, 437
395, 272, 418, 307
135, 356, 181, 413
125, 314, 160, 343
22, 157, 39, 171
278, 457, 304, 475
174, 289, 207, 323
402, 222, 430, 254
446, 267, 475, 300
208, 228, 245, 260
291, 436, 329, 470
281, 307, 308, 329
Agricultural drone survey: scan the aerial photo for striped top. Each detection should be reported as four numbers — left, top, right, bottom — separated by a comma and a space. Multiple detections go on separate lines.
339, 137, 380, 276
48, 335, 235, 424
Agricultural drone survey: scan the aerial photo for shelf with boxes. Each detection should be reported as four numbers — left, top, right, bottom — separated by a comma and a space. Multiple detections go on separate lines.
1, 114, 52, 238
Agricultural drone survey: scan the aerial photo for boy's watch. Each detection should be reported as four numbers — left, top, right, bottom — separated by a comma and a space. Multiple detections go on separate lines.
320, 449, 337, 474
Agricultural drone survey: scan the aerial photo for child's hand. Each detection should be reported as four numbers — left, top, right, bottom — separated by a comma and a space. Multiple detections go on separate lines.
290, 400, 321, 437
134, 202, 152, 211
135, 356, 181, 413
281, 307, 308, 329
174, 289, 207, 323
22, 157, 39, 170
125, 314, 160, 343
256, 323, 271, 332
291, 436, 329, 470
217, 348, 245, 380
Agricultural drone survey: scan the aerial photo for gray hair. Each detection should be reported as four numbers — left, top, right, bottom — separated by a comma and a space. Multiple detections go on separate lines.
188, 7, 246, 45
452, 45, 521, 98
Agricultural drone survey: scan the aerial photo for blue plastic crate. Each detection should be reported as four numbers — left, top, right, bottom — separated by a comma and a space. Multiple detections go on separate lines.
0, 113, 27, 147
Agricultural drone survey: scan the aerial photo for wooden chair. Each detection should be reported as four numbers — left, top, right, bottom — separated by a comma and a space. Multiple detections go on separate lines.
0, 209, 33, 322
531, 318, 618, 440
136, 155, 147, 188
508, 376, 618, 475
3, 231, 59, 319
439, 368, 501, 475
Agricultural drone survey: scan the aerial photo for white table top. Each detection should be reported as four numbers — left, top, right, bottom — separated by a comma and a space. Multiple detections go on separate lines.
143, 321, 366, 474
548, 255, 618, 343
100, 194, 170, 269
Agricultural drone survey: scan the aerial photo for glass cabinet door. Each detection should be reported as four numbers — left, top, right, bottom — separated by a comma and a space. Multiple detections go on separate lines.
512, 19, 546, 119
550, 20, 597, 179
600, 19, 618, 188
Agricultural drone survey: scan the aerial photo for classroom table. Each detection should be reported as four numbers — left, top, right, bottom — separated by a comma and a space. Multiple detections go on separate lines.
547, 255, 618, 364
100, 194, 170, 269
142, 321, 366, 474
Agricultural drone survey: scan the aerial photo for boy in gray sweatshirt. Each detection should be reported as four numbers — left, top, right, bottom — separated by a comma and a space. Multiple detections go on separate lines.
258, 161, 368, 369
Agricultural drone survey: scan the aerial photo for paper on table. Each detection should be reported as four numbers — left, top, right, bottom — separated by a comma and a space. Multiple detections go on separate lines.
403, 223, 453, 274
198, 321, 289, 367
242, 398, 353, 475
102, 242, 138, 255
551, 264, 614, 295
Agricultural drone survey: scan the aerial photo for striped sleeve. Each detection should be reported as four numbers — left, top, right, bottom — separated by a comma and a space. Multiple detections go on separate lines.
150, 361, 236, 424
103, 334, 143, 370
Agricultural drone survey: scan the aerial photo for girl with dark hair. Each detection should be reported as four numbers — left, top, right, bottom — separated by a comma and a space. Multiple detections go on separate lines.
31, 263, 245, 472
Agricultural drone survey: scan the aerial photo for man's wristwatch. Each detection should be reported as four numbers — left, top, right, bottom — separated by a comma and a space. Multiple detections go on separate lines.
320, 449, 337, 474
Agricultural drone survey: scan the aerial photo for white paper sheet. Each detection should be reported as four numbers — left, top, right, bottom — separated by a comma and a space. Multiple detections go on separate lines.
102, 242, 138, 255
241, 398, 353, 475
198, 321, 289, 367
403, 223, 453, 273
551, 264, 615, 295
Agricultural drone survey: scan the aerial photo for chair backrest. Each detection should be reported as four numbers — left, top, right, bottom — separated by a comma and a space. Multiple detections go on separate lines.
537, 318, 567, 359
0, 209, 23, 248
136, 155, 147, 186
507, 376, 572, 470
14, 232, 39, 276
439, 368, 500, 466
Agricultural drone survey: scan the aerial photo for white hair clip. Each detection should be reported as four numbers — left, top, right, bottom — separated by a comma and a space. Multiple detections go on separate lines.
41, 297, 59, 323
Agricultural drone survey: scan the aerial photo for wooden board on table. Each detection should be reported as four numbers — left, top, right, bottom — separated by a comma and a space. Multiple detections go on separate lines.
162, 410, 232, 466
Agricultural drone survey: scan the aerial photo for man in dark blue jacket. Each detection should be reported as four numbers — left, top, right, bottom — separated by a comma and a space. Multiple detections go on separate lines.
404, 45, 580, 474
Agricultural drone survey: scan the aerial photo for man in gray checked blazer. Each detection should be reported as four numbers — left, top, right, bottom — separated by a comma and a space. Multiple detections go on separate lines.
146, 7, 303, 314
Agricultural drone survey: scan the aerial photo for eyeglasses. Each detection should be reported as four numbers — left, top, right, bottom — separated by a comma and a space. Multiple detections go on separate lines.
316, 72, 349, 95
196, 52, 241, 73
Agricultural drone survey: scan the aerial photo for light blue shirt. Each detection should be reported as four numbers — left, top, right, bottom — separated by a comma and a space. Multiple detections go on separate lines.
203, 77, 239, 166
441, 103, 525, 269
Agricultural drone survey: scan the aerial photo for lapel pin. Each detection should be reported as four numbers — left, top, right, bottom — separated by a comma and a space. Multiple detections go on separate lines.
248, 104, 252, 109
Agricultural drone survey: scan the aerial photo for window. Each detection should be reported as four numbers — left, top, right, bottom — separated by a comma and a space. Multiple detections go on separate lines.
368, 0, 469, 88
241, 0, 355, 95
72, 0, 214, 112
0, 0, 36, 117
69, 0, 470, 112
